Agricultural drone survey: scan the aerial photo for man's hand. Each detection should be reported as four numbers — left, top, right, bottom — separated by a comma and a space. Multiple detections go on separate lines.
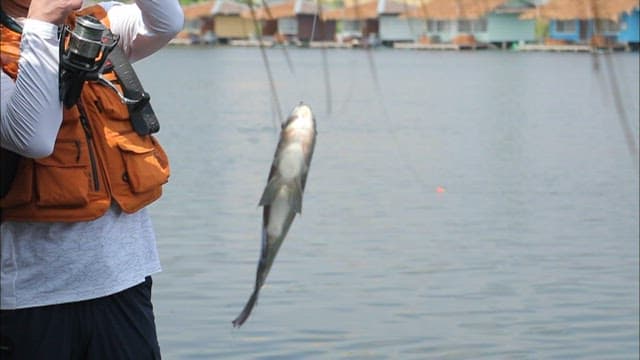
27, 0, 83, 24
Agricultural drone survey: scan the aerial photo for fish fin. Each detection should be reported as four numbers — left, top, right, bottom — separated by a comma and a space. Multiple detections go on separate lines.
232, 289, 260, 328
258, 177, 284, 207
290, 179, 303, 214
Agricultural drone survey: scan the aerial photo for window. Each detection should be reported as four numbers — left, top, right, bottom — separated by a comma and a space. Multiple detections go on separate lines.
427, 20, 437, 33
596, 19, 619, 33
472, 18, 487, 32
555, 20, 576, 33
436, 20, 451, 32
278, 18, 297, 35
457, 19, 471, 32
342, 20, 360, 33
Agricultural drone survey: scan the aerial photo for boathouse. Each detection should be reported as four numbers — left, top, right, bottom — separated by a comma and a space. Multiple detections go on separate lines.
180, 0, 253, 44
322, 1, 381, 46
521, 0, 640, 50
211, 0, 253, 44
243, 0, 336, 44
402, 0, 537, 48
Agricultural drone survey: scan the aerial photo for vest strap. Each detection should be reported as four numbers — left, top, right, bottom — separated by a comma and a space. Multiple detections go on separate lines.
108, 46, 160, 135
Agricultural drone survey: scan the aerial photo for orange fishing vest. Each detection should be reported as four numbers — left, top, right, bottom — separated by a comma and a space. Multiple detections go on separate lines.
0, 6, 170, 222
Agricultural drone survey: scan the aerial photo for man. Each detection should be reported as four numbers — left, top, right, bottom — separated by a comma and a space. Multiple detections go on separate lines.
0, 0, 183, 358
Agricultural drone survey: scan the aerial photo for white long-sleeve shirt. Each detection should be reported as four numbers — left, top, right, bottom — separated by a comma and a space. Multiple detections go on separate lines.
0, 1, 183, 309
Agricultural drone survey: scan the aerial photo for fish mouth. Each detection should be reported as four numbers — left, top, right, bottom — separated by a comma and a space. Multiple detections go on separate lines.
294, 105, 312, 119
284, 104, 315, 130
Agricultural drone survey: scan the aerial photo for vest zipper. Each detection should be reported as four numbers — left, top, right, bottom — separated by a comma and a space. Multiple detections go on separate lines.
75, 101, 100, 191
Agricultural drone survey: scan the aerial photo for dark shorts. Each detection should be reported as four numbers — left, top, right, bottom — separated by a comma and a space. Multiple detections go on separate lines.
0, 276, 160, 360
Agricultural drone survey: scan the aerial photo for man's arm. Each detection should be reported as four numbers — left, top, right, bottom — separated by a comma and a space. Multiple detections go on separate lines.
105, 0, 183, 62
0, 0, 83, 158
0, 20, 63, 158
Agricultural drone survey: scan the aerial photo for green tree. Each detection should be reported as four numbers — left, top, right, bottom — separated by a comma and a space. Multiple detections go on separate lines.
535, 19, 549, 43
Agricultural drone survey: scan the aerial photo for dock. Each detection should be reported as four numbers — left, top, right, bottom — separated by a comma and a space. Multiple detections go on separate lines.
517, 43, 629, 52
308, 41, 355, 49
228, 39, 275, 47
393, 42, 489, 51
518, 44, 592, 52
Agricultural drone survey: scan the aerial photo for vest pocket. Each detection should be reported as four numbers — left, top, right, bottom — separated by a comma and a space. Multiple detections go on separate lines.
117, 136, 170, 194
34, 140, 90, 207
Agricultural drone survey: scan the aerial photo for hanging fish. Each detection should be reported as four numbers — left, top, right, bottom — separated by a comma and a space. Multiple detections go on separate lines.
233, 102, 317, 328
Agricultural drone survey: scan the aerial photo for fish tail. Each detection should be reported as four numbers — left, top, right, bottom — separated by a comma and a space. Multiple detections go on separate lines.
232, 290, 260, 328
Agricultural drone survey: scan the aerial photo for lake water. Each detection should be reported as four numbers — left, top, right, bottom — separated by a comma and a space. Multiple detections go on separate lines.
136, 47, 639, 359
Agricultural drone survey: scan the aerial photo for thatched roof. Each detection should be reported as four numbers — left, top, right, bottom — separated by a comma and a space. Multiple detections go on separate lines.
241, 0, 320, 19
322, 1, 378, 20
183, 1, 216, 20
403, 0, 533, 20
212, 0, 249, 15
520, 0, 639, 21
322, 0, 413, 20
402, 0, 500, 20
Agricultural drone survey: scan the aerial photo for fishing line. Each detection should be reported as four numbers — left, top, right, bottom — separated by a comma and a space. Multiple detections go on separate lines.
247, 0, 321, 130
310, 0, 367, 119
587, 0, 639, 173
259, 0, 297, 76
333, 52, 359, 116
400, 0, 418, 41
250, 0, 335, 123
353, 0, 430, 191
310, 0, 333, 115
248, 0, 284, 130
601, 53, 639, 173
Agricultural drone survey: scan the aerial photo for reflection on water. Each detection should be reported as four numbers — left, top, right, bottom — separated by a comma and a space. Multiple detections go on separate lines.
137, 47, 639, 359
